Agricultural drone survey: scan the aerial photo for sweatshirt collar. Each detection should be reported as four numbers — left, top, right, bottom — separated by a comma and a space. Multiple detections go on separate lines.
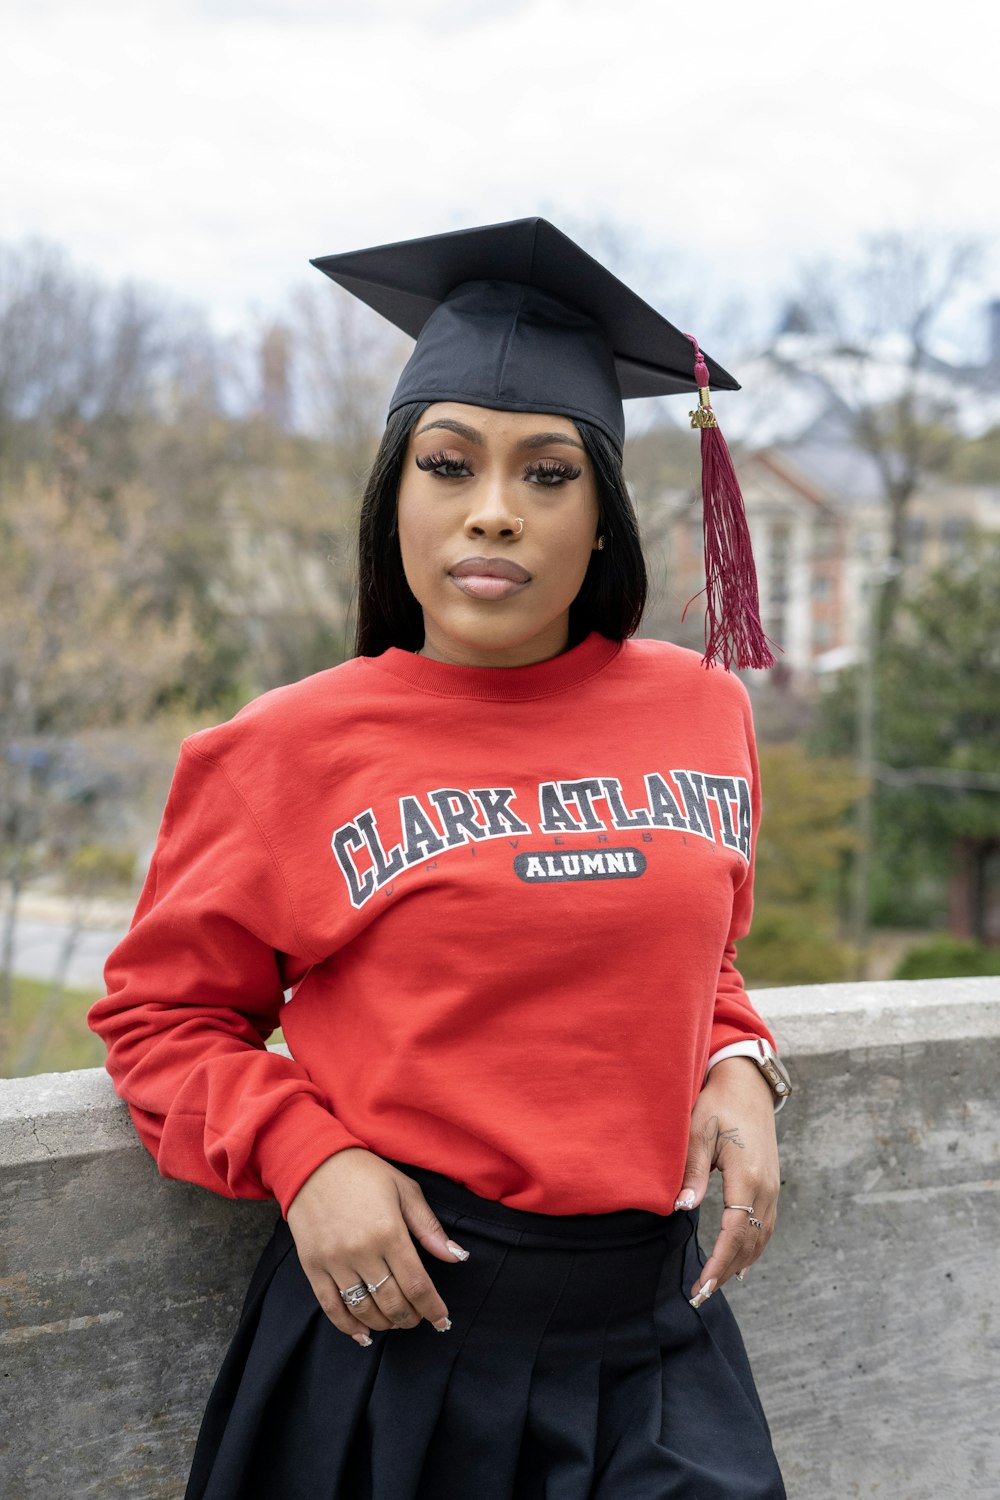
369, 631, 622, 702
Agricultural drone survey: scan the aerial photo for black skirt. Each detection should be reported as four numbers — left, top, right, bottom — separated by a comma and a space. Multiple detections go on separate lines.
185, 1159, 785, 1500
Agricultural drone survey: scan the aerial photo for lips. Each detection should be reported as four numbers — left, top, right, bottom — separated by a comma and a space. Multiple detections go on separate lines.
450, 557, 531, 583
449, 556, 531, 601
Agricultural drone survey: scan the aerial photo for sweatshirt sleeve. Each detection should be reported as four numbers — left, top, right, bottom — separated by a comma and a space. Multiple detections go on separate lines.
88, 740, 368, 1215
707, 689, 778, 1057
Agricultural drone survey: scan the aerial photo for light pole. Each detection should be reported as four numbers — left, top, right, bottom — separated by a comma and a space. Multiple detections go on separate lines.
849, 558, 902, 980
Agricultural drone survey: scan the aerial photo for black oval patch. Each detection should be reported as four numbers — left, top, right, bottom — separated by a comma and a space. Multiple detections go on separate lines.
513, 848, 648, 883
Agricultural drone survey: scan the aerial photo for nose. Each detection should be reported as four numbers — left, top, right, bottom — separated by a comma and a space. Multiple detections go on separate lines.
463, 478, 522, 541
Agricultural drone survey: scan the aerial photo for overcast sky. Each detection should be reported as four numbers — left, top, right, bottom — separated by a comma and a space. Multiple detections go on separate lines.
3, 0, 998, 354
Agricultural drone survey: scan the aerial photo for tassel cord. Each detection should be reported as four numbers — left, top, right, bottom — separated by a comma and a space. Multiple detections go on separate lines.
683, 334, 778, 672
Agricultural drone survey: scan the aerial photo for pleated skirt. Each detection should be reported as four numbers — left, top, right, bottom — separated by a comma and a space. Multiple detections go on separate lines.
185, 1158, 785, 1500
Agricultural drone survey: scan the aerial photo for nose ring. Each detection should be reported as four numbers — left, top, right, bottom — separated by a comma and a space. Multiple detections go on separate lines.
512, 517, 524, 537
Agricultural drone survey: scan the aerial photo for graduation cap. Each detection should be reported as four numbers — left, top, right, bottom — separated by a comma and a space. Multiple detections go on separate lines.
311, 217, 775, 670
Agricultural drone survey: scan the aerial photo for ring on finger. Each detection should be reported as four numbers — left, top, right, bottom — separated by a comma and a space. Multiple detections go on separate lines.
339, 1281, 371, 1308
723, 1203, 755, 1214
366, 1272, 393, 1296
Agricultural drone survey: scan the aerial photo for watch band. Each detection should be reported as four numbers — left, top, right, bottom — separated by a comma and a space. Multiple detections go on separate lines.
705, 1039, 792, 1111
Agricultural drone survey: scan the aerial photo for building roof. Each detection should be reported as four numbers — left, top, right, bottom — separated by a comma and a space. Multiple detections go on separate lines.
654, 332, 1000, 450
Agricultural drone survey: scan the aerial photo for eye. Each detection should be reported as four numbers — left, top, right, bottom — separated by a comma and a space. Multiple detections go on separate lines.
524, 460, 583, 486
414, 451, 472, 479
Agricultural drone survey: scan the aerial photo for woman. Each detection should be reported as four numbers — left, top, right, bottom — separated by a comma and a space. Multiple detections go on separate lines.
90, 218, 790, 1499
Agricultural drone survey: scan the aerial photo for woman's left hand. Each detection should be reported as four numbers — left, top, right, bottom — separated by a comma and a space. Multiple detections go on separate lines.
674, 1056, 781, 1304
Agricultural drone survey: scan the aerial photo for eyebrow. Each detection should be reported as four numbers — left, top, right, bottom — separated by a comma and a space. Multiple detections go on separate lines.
518, 430, 586, 453
414, 418, 585, 453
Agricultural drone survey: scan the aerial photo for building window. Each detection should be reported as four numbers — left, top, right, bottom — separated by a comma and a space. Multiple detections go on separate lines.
903, 516, 927, 563
813, 523, 839, 558
768, 524, 790, 610
941, 517, 971, 560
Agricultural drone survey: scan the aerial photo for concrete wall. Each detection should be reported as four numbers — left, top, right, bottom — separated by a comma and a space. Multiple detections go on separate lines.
2, 977, 998, 1499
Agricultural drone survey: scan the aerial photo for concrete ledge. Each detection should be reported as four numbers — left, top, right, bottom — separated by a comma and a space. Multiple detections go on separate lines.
0, 1040, 291, 1167
2, 979, 998, 1498
756, 973, 1000, 1053
0, 1067, 142, 1165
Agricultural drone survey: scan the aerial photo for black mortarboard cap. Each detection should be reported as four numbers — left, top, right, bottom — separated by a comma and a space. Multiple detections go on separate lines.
311, 217, 775, 672
310, 217, 739, 451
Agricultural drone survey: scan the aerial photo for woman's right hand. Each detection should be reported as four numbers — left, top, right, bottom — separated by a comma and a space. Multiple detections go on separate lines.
285, 1147, 470, 1346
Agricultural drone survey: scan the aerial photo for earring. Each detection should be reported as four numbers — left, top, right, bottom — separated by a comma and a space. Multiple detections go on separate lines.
596, 535, 606, 550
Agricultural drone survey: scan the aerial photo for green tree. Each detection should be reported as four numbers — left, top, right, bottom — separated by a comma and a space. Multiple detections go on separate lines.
811, 539, 1000, 936
737, 744, 861, 987
947, 423, 1000, 485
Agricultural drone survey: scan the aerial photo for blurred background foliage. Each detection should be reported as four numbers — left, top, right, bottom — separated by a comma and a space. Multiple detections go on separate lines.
1, 233, 998, 1074
809, 541, 1000, 928
737, 746, 861, 988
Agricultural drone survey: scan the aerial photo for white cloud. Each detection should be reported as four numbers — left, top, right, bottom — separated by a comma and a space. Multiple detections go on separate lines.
2, 0, 996, 334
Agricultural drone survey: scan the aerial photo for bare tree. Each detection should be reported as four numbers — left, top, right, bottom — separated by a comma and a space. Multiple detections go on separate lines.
200, 284, 414, 679
774, 232, 984, 625
0, 471, 193, 1071
0, 239, 220, 491
286, 281, 409, 470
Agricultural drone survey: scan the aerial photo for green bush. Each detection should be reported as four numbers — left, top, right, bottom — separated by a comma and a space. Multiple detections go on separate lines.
893, 936, 1000, 980
738, 906, 854, 988
68, 844, 136, 886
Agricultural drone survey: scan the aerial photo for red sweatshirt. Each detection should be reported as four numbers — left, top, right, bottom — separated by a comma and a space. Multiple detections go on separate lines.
90, 632, 775, 1218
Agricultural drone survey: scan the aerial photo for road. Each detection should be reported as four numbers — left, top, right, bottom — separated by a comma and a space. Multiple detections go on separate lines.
10, 918, 128, 991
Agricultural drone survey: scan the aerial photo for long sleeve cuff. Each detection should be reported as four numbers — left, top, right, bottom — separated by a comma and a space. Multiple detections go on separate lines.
249, 1093, 370, 1216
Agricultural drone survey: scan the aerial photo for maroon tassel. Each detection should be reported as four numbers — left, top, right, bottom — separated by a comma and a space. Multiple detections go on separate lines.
684, 337, 777, 671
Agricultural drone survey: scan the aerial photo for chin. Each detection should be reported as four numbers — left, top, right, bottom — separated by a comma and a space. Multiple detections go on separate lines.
424, 608, 570, 666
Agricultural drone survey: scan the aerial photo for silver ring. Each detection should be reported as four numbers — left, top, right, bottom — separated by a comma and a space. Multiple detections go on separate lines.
723, 1203, 755, 1214
339, 1282, 371, 1308
748, 1217, 763, 1229
366, 1273, 393, 1295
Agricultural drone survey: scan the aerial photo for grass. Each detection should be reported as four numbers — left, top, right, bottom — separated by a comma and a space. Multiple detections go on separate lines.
2, 976, 286, 1078
3, 975, 105, 1077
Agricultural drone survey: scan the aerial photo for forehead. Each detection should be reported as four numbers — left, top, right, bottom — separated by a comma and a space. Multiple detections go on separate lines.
412, 403, 583, 445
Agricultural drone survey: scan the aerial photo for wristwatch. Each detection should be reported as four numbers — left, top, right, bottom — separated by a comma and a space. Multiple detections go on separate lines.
705, 1038, 793, 1110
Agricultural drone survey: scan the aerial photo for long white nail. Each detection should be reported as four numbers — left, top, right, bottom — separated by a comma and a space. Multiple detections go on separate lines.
353, 1332, 373, 1347
433, 1317, 452, 1332
689, 1278, 716, 1309
674, 1190, 696, 1211
446, 1241, 470, 1261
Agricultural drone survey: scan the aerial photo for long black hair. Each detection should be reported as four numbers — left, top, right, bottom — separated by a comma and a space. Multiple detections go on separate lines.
354, 402, 647, 658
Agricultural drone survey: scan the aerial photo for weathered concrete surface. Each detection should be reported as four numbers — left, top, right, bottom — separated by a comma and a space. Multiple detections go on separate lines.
741, 978, 999, 1499
1, 977, 997, 1499
0, 1072, 274, 1498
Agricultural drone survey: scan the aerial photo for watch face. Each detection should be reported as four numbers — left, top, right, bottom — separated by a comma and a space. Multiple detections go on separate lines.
757, 1039, 792, 1096
767, 1058, 792, 1096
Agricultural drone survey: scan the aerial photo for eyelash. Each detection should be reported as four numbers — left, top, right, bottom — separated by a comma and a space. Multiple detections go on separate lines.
414, 452, 583, 486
